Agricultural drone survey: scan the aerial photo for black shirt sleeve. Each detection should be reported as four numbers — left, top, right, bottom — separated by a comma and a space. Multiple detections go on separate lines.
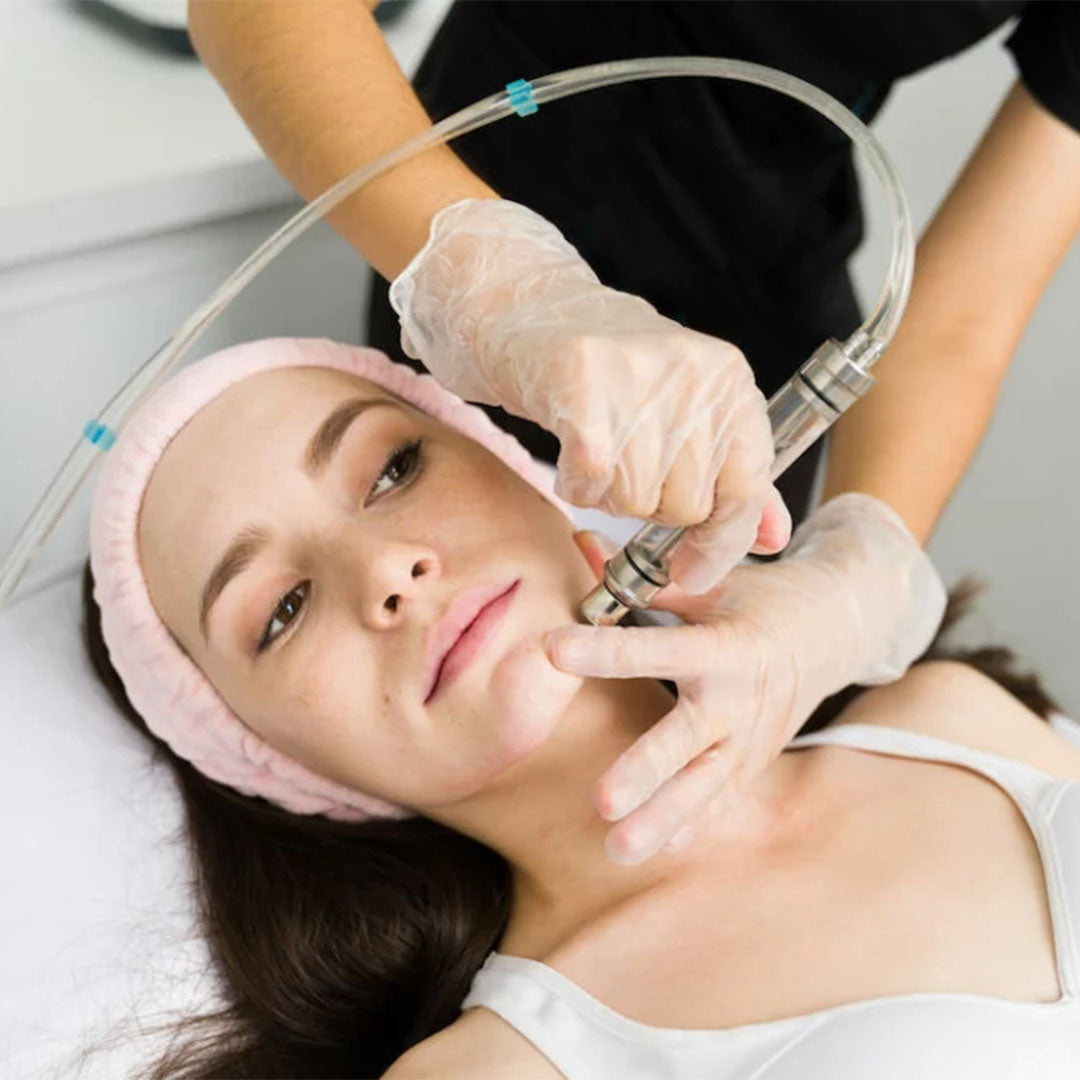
1006, 0, 1080, 132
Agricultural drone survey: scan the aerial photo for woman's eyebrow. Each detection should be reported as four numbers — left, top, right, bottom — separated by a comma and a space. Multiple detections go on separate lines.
199, 526, 271, 642
199, 395, 403, 641
304, 396, 401, 476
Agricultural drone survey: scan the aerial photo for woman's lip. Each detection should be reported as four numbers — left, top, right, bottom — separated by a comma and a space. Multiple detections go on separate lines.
425, 579, 521, 704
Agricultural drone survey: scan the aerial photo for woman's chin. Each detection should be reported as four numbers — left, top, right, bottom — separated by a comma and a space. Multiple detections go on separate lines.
483, 636, 583, 765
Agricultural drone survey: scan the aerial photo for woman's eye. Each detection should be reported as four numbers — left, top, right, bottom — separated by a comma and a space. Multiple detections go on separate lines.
366, 439, 424, 503
258, 582, 309, 653
254, 441, 422, 654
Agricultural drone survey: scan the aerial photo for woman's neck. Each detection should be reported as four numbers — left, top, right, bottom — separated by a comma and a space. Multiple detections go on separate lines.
445, 674, 819, 960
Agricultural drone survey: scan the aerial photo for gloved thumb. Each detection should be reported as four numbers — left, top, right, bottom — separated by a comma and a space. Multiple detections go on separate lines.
749, 485, 792, 556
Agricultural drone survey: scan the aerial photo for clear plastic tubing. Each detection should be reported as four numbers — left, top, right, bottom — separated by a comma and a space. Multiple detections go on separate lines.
0, 57, 912, 610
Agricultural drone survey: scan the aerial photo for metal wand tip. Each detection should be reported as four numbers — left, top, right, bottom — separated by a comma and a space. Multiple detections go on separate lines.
578, 582, 630, 626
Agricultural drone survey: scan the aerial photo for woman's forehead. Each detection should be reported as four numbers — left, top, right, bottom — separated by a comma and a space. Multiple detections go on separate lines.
160, 368, 399, 466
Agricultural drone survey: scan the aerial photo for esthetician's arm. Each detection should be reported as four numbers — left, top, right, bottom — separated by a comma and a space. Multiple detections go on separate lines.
823, 82, 1080, 541
187, 0, 498, 279
187, 0, 789, 592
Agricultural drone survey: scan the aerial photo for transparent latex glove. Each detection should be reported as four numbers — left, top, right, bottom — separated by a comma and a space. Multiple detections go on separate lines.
390, 197, 790, 593
543, 493, 946, 865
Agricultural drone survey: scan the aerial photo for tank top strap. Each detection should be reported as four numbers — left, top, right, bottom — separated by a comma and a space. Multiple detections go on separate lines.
789, 722, 1080, 997
460, 953, 598, 1078
788, 722, 1069, 815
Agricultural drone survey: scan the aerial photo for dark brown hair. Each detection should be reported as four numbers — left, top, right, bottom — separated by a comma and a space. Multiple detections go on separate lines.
80, 566, 1059, 1078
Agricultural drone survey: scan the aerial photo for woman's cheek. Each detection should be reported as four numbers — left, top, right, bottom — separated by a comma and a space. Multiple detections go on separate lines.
484, 637, 583, 766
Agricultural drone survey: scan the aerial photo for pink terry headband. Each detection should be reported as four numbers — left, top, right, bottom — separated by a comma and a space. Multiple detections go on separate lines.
89, 337, 571, 822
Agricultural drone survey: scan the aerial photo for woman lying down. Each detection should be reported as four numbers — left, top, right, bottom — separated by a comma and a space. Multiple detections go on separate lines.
82, 338, 1080, 1079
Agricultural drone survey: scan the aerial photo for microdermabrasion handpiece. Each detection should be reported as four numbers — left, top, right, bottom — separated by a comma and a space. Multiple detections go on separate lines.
578, 337, 877, 626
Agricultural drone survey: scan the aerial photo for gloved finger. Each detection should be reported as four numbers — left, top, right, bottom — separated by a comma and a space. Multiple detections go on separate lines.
643, 577, 728, 624
552, 420, 615, 508
544, 622, 717, 680
597, 396, 684, 522
663, 821, 699, 852
648, 415, 719, 527
748, 485, 792, 556
591, 696, 726, 822
598, 452, 665, 522
662, 765, 752, 853
664, 724, 781, 851
600, 738, 746, 863
669, 429, 772, 595
670, 496, 761, 596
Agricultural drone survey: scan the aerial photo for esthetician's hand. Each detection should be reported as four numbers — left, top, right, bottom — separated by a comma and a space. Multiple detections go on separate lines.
543, 493, 946, 865
390, 197, 790, 593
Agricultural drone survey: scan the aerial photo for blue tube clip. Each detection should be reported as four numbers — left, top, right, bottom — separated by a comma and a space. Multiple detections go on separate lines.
82, 419, 117, 451
506, 78, 539, 117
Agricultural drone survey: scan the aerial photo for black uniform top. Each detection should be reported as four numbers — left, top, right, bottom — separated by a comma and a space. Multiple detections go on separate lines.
366, 1, 1080, 519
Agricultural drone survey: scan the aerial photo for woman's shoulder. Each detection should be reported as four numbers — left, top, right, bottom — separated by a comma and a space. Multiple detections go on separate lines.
828, 659, 1080, 783
381, 1004, 560, 1079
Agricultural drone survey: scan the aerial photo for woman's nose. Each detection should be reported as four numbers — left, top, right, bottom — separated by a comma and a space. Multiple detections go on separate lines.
342, 539, 440, 628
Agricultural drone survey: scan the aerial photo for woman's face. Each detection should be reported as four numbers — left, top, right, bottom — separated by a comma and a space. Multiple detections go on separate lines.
139, 366, 593, 811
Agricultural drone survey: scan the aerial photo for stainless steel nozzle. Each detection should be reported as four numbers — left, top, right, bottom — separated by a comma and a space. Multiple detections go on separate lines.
579, 544, 670, 626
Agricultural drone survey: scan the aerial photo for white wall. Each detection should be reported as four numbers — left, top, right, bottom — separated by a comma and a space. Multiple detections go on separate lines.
851, 28, 1080, 713
1, 210, 370, 594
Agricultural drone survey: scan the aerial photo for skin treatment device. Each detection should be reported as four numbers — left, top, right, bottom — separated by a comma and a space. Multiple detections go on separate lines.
0, 58, 912, 617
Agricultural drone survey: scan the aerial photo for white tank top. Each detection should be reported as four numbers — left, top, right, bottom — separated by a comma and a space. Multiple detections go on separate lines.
460, 723, 1080, 1078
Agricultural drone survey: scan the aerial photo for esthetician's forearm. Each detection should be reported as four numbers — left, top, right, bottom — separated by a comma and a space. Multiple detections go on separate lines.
823, 81, 1080, 542
187, 0, 498, 279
